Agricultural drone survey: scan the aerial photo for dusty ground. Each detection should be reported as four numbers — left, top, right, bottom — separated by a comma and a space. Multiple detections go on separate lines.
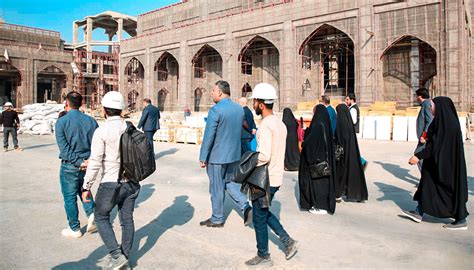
0, 135, 473, 269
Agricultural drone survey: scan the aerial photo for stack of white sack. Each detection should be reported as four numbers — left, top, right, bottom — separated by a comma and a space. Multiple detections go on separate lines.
18, 102, 64, 135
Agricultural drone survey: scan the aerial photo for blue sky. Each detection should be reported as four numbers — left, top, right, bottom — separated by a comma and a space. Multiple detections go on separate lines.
0, 0, 179, 43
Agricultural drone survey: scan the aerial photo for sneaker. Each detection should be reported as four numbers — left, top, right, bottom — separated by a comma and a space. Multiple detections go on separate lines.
86, 213, 97, 233
285, 238, 299, 260
400, 210, 422, 223
61, 228, 82, 238
199, 218, 224, 228
309, 207, 328, 215
106, 254, 128, 270
244, 206, 253, 226
336, 197, 342, 203
443, 221, 468, 231
245, 255, 273, 268
14, 147, 23, 151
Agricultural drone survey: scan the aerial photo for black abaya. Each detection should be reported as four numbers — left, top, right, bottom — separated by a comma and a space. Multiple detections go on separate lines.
298, 104, 336, 213
414, 97, 469, 220
335, 104, 368, 201
282, 108, 300, 171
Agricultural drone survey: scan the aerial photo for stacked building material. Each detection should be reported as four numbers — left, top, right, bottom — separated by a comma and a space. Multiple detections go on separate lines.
18, 102, 64, 135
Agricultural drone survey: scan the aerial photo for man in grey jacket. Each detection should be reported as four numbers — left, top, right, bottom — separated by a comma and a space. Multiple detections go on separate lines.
414, 88, 433, 171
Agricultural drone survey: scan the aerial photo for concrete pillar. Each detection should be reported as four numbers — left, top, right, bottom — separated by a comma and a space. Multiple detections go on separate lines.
117, 18, 123, 41
86, 18, 93, 73
280, 20, 296, 110
357, 3, 376, 105
409, 40, 420, 105
72, 22, 78, 45
177, 41, 189, 111
145, 47, 152, 102
262, 49, 269, 84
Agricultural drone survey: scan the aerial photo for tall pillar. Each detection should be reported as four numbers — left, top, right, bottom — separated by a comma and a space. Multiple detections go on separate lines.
281, 20, 296, 110
72, 22, 78, 45
177, 41, 189, 111
409, 40, 420, 105
117, 18, 123, 41
357, 3, 376, 105
86, 17, 93, 73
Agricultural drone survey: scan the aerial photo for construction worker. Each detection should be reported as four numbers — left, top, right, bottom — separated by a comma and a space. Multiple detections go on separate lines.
1, 102, 22, 152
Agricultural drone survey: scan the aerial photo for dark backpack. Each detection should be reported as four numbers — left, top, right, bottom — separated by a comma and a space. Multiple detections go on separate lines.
119, 121, 156, 183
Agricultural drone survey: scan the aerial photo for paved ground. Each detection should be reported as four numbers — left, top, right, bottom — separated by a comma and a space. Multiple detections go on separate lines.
0, 135, 473, 269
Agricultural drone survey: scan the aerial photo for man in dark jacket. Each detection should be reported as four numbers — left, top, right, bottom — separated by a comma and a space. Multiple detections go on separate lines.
238, 97, 256, 154
138, 98, 161, 154
414, 88, 433, 171
320, 95, 337, 136
1, 102, 22, 152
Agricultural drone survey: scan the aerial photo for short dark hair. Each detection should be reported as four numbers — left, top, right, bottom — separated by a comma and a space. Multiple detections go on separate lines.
143, 98, 152, 104
256, 99, 274, 110
104, 107, 122, 117
321, 95, 331, 105
66, 91, 82, 109
347, 93, 356, 102
215, 80, 231, 96
415, 88, 430, 99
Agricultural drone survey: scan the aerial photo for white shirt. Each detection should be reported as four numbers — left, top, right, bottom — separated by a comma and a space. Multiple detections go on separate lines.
349, 104, 358, 125
83, 116, 127, 190
256, 114, 287, 187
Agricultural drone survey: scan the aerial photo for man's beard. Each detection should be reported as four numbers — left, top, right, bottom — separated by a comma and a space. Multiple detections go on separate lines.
255, 106, 262, 116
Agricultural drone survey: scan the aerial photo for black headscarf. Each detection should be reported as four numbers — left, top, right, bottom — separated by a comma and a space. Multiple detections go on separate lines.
282, 108, 300, 171
298, 104, 336, 213
414, 97, 468, 220
335, 104, 368, 201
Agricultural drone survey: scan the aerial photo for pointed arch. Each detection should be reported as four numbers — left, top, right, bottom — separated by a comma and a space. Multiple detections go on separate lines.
238, 35, 280, 62
192, 44, 223, 79
157, 88, 169, 111
124, 57, 144, 79
0, 62, 22, 107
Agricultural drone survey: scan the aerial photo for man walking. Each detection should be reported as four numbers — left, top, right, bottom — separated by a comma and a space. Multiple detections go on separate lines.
414, 88, 432, 171
1, 102, 22, 152
238, 97, 256, 154
137, 98, 160, 154
345, 94, 368, 170
320, 95, 337, 135
199, 80, 252, 227
245, 83, 298, 267
55, 91, 98, 238
82, 91, 139, 269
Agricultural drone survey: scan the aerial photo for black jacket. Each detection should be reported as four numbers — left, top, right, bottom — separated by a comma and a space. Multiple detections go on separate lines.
0, 110, 20, 128
234, 151, 271, 208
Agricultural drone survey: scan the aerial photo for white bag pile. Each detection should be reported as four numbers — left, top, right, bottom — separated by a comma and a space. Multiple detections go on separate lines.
19, 102, 64, 135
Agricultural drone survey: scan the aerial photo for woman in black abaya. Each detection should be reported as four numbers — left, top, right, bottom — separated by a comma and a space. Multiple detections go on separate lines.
402, 97, 469, 230
282, 108, 300, 171
335, 104, 368, 202
298, 104, 336, 215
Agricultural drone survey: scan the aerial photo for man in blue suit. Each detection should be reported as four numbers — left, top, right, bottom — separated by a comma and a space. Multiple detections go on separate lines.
320, 95, 337, 136
199, 80, 252, 227
138, 98, 161, 154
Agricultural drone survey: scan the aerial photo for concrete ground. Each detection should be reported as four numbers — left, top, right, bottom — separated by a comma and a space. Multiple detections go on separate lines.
0, 135, 473, 269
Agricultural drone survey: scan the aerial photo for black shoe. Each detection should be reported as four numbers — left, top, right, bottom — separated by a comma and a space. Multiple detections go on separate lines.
443, 220, 468, 231
199, 218, 224, 228
285, 238, 299, 260
244, 206, 252, 226
245, 255, 273, 268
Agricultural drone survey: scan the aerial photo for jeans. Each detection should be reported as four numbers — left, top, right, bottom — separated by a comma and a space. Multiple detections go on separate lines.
241, 138, 252, 156
59, 163, 95, 231
144, 131, 156, 154
95, 181, 140, 259
3, 127, 19, 148
252, 186, 290, 258
207, 163, 250, 224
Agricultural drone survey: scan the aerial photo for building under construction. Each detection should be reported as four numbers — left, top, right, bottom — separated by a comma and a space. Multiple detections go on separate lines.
120, 0, 474, 112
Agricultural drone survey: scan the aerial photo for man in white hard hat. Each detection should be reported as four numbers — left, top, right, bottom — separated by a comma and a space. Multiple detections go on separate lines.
55, 91, 98, 238
81, 91, 138, 270
1, 102, 22, 152
245, 83, 299, 267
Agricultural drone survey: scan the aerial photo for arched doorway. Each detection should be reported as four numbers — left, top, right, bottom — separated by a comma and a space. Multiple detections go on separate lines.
381, 36, 437, 107
127, 90, 139, 111
0, 62, 21, 107
124, 58, 144, 109
299, 24, 355, 98
192, 45, 222, 111
239, 36, 280, 102
155, 52, 179, 106
194, 88, 204, 112
242, 83, 252, 97
37, 65, 66, 103
157, 88, 168, 112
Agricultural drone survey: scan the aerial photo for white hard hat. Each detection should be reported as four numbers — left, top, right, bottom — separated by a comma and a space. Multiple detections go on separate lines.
3, 102, 13, 107
101, 91, 125, 110
249, 83, 278, 104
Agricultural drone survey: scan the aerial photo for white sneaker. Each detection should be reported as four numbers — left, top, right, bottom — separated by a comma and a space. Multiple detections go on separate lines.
61, 228, 82, 238
86, 213, 97, 233
309, 207, 328, 215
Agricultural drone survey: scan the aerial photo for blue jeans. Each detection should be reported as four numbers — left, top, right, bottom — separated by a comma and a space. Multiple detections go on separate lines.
3, 127, 19, 148
252, 186, 290, 258
207, 163, 249, 224
95, 181, 140, 259
59, 163, 95, 231
144, 131, 156, 154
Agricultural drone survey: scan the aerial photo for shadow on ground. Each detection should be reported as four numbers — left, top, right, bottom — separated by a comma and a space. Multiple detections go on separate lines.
52, 194, 193, 269
155, 148, 179, 160
373, 161, 419, 186
21, 143, 56, 150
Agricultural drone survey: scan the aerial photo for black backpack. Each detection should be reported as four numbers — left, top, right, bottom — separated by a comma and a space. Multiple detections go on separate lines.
119, 121, 156, 183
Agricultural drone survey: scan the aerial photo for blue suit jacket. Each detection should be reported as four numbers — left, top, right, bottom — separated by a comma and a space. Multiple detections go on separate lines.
138, 104, 161, 132
327, 105, 337, 135
199, 98, 244, 164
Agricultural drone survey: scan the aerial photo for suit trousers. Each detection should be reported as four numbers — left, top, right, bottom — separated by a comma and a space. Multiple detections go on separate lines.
206, 163, 249, 224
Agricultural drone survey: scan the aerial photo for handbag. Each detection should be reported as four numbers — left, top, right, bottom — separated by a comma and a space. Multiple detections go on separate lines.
309, 123, 331, 179
335, 144, 344, 161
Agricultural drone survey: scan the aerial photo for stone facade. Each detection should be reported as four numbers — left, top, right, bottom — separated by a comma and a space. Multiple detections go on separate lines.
120, 0, 473, 112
